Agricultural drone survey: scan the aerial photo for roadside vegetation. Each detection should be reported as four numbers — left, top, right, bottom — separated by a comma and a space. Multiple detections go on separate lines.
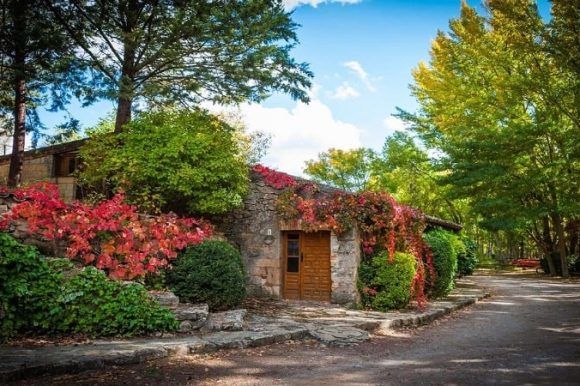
0, 0, 577, 342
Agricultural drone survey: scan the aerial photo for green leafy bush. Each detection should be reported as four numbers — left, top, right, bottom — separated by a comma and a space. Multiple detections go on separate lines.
0, 233, 62, 340
358, 251, 417, 311
424, 230, 459, 297
79, 109, 251, 214
166, 240, 246, 311
0, 233, 176, 340
57, 267, 177, 336
457, 236, 478, 276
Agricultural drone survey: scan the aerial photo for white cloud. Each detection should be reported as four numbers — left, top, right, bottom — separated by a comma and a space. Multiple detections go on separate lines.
240, 99, 362, 176
343, 61, 376, 92
283, 0, 362, 10
383, 116, 409, 132
329, 82, 360, 100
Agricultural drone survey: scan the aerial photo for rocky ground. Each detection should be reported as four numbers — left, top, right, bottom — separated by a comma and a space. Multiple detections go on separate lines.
9, 271, 580, 385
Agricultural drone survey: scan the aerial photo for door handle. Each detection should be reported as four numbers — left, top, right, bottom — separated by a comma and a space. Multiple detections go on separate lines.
301, 252, 304, 262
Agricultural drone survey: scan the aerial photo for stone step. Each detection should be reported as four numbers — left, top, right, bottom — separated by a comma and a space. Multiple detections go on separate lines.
173, 304, 209, 332
203, 309, 247, 332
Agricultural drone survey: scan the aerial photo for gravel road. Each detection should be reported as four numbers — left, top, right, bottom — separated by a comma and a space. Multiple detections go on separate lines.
21, 272, 580, 385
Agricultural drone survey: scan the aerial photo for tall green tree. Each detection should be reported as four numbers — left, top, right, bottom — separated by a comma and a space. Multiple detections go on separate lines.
372, 131, 466, 224
304, 148, 376, 192
0, 0, 84, 186
47, 0, 313, 133
404, 0, 579, 276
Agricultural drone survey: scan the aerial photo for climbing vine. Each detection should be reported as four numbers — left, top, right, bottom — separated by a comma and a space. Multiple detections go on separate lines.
255, 164, 434, 306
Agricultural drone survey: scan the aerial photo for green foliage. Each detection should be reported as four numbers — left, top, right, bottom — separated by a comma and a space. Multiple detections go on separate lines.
424, 230, 459, 297
371, 131, 468, 225
0, 233, 176, 341
405, 0, 579, 274
0, 233, 62, 340
166, 240, 246, 311
79, 109, 250, 214
46, 0, 312, 131
358, 252, 417, 311
457, 236, 478, 276
304, 148, 376, 192
57, 267, 177, 336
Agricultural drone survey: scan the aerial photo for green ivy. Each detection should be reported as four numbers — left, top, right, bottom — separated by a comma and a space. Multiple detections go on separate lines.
0, 233, 62, 340
0, 233, 177, 341
57, 267, 178, 336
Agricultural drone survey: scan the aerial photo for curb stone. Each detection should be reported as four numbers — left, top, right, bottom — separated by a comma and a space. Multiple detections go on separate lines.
0, 288, 489, 382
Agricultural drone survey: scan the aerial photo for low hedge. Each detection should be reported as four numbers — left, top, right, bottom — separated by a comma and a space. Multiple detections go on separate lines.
457, 236, 478, 276
166, 240, 246, 311
424, 230, 460, 298
358, 251, 417, 311
0, 233, 177, 341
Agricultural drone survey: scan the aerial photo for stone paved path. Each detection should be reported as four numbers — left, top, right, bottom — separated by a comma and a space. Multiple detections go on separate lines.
21, 271, 577, 386
0, 278, 488, 382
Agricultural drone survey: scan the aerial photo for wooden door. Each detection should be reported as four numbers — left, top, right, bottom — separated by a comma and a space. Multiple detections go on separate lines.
283, 231, 331, 301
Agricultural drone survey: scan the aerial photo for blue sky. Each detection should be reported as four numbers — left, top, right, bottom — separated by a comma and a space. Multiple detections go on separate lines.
38, 0, 552, 175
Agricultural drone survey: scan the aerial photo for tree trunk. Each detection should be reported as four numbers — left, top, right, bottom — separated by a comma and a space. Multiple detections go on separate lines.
552, 213, 570, 278
113, 1, 138, 133
542, 216, 557, 276
8, 1, 26, 188
114, 95, 133, 133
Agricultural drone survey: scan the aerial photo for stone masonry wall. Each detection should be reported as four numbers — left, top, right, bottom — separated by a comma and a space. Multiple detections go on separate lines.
0, 155, 76, 202
216, 176, 283, 298
331, 229, 361, 305
216, 173, 361, 304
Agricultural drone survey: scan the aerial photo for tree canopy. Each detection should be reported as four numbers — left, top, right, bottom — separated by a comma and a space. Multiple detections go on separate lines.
0, 0, 85, 186
47, 0, 313, 132
402, 0, 579, 276
304, 148, 375, 192
79, 109, 252, 215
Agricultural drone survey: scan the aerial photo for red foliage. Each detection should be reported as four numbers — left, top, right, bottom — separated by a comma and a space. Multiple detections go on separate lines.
252, 164, 297, 189
276, 182, 434, 306
509, 259, 540, 268
0, 183, 212, 279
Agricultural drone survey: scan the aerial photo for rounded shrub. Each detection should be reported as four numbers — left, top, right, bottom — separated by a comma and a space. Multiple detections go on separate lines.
457, 236, 478, 276
424, 230, 459, 298
166, 240, 246, 311
358, 251, 417, 311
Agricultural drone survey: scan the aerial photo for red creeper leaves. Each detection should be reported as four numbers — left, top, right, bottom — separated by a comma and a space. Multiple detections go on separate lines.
0, 183, 212, 280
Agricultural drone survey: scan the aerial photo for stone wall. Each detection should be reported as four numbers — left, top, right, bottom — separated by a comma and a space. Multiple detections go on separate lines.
216, 176, 283, 298
216, 173, 361, 304
330, 229, 361, 305
0, 155, 76, 202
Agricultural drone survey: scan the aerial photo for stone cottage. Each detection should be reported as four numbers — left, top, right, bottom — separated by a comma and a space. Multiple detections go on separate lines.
0, 142, 461, 305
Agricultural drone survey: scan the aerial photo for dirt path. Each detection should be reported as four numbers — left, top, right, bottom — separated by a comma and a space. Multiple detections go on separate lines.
19, 272, 580, 385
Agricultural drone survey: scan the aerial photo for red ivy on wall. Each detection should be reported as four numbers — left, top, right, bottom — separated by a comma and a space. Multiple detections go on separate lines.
252, 164, 297, 189
272, 178, 435, 306
0, 183, 212, 279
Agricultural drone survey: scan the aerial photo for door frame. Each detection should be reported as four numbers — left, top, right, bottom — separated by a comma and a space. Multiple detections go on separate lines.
281, 231, 302, 300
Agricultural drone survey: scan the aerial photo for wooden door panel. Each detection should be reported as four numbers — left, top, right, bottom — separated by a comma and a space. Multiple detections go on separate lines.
300, 231, 331, 301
